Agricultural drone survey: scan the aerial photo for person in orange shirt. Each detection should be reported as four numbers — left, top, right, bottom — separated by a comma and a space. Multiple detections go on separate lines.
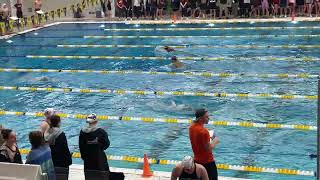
189, 109, 219, 180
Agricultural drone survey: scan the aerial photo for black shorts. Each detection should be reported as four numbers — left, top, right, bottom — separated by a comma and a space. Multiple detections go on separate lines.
208, 2, 217, 9
198, 161, 218, 180
190, 2, 197, 9
296, 0, 303, 6
200, 3, 207, 10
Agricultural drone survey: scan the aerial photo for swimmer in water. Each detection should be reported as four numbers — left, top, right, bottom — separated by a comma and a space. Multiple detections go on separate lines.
38, 76, 49, 81
171, 56, 184, 68
164, 46, 175, 52
169, 100, 193, 111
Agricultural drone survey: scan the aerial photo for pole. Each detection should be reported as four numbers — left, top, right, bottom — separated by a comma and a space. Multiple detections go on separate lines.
317, 78, 320, 179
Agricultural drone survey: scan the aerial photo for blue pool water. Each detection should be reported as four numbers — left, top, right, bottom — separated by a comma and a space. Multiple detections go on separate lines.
0, 21, 319, 179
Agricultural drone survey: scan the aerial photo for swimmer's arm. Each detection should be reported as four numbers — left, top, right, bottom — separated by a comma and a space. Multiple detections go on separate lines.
171, 165, 182, 180
198, 165, 209, 180
40, 121, 49, 133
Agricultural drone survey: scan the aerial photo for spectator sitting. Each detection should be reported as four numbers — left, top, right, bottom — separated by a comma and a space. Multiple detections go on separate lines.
79, 113, 110, 179
45, 115, 72, 179
26, 131, 56, 180
41, 108, 56, 135
0, 129, 23, 164
189, 109, 219, 180
171, 156, 209, 180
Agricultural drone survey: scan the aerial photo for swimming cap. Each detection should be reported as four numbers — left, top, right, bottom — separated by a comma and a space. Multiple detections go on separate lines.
182, 156, 194, 169
86, 113, 97, 123
44, 108, 56, 118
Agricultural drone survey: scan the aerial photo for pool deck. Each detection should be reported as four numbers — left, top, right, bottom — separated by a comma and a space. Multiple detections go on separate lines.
69, 164, 251, 180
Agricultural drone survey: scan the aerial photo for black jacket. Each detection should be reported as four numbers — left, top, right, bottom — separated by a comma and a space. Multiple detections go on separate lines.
49, 132, 72, 168
79, 127, 110, 171
0, 145, 23, 164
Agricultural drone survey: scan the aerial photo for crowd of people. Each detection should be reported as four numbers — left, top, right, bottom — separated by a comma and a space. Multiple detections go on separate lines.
0, 108, 218, 180
0, 108, 110, 180
1, 0, 320, 35
109, 0, 320, 19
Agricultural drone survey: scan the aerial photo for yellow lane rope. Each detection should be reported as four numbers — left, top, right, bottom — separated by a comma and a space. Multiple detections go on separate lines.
17, 149, 315, 176
103, 26, 320, 31
26, 55, 320, 62
0, 86, 317, 100
57, 44, 320, 49
83, 34, 320, 39
0, 111, 315, 131
0, 68, 318, 79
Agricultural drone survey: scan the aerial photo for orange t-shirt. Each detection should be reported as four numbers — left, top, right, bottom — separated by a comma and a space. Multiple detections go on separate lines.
189, 122, 214, 164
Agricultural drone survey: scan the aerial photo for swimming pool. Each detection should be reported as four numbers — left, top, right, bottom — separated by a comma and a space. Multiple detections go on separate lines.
0, 21, 318, 179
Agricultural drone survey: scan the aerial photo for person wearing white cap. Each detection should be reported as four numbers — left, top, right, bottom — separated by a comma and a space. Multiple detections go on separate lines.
40, 108, 56, 134
171, 156, 209, 180
79, 113, 110, 179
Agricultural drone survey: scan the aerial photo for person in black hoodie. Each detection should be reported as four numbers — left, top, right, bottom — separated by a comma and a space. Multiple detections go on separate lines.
45, 115, 72, 179
79, 113, 110, 179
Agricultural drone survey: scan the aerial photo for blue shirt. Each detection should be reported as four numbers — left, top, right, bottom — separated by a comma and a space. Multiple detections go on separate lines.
26, 144, 56, 180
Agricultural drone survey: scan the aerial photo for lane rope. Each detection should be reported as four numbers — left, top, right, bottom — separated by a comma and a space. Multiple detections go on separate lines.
103, 26, 320, 31
25, 55, 320, 62
83, 34, 320, 39
34, 26, 320, 31
0, 86, 317, 100
16, 34, 320, 39
17, 149, 315, 176
0, 111, 316, 131
1, 44, 320, 49
0, 68, 318, 79
56, 44, 320, 49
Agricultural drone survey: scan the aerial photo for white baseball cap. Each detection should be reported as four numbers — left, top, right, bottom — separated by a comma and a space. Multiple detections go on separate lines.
181, 156, 194, 169
44, 108, 56, 118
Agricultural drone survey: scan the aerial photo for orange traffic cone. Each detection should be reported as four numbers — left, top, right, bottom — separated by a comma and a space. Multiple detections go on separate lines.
172, 14, 177, 24
142, 154, 153, 177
